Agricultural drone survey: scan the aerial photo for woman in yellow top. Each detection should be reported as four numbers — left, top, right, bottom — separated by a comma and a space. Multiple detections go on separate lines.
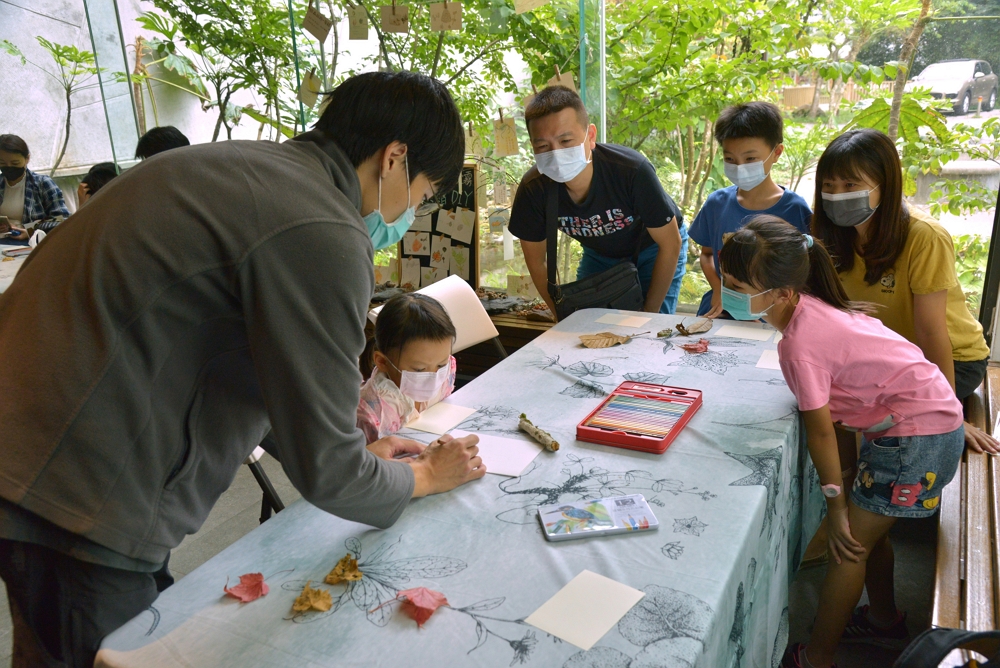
812, 128, 996, 454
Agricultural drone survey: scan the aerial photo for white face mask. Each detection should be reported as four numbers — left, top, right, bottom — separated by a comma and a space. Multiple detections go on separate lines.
724, 148, 775, 191
535, 142, 591, 183
391, 360, 452, 403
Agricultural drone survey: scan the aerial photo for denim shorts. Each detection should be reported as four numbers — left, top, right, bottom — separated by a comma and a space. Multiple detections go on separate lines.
851, 425, 964, 518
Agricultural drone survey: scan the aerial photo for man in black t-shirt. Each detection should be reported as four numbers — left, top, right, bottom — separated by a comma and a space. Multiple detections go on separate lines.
509, 86, 688, 318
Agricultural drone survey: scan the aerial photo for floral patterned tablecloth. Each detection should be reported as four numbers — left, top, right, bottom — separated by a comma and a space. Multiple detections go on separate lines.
98, 309, 823, 668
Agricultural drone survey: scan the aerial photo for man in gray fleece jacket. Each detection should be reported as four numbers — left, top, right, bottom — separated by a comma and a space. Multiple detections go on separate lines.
0, 71, 483, 666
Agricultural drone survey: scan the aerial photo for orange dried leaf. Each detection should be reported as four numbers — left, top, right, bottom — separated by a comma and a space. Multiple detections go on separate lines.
680, 338, 710, 354
292, 581, 332, 613
223, 572, 269, 602
579, 332, 632, 349
325, 553, 363, 585
397, 587, 449, 628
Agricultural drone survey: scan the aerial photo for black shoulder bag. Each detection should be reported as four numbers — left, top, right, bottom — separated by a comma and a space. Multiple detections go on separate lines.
545, 178, 645, 320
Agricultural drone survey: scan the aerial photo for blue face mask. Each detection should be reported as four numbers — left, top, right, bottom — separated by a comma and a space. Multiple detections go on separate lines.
363, 156, 415, 250
721, 285, 773, 321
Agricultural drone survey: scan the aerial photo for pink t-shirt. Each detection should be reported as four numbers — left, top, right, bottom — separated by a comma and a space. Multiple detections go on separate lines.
778, 294, 962, 437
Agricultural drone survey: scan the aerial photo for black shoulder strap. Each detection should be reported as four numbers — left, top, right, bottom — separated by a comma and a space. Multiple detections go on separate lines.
546, 177, 559, 285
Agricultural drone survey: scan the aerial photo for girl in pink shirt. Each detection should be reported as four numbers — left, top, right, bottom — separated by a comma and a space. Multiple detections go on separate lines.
719, 216, 963, 668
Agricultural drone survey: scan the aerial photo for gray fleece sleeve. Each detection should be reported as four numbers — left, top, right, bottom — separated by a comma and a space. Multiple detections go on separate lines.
237, 220, 414, 528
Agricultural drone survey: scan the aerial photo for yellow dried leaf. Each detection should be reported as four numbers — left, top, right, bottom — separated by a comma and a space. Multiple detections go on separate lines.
657, 328, 674, 338
676, 318, 712, 337
579, 332, 631, 348
292, 581, 333, 612
325, 553, 362, 585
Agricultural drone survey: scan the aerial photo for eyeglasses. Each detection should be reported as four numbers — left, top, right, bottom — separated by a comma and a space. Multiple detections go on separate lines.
415, 199, 441, 217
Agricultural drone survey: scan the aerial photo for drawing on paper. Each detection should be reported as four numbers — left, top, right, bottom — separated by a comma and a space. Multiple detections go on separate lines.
561, 584, 715, 668
496, 454, 716, 526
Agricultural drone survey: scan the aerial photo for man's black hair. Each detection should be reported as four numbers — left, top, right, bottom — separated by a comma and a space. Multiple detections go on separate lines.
314, 71, 464, 193
524, 85, 589, 134
135, 126, 190, 160
714, 102, 784, 148
81, 162, 119, 196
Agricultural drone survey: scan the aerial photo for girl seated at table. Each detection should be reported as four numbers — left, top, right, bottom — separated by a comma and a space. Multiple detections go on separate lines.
719, 216, 963, 668
0, 134, 70, 240
357, 292, 457, 443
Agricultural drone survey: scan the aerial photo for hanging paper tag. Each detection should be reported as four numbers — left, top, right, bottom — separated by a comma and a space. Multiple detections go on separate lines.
302, 2, 333, 42
348, 6, 369, 40
547, 71, 576, 92
514, 0, 550, 14
297, 70, 322, 108
493, 118, 518, 157
489, 210, 509, 235
380, 5, 409, 33
494, 179, 508, 206
503, 226, 515, 260
465, 127, 484, 157
429, 2, 462, 31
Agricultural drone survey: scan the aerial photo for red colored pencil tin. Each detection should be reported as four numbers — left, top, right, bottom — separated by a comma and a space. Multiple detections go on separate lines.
576, 382, 702, 454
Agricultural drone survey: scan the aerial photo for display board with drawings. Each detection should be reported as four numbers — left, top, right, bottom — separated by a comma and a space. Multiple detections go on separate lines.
397, 163, 479, 289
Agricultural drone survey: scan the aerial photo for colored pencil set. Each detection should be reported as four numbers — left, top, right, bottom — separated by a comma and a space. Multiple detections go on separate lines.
576, 382, 702, 454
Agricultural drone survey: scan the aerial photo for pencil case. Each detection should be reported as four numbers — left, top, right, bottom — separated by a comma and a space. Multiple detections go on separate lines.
576, 381, 702, 454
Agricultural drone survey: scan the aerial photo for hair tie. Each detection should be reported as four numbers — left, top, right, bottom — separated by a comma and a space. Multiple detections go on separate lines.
803, 234, 814, 249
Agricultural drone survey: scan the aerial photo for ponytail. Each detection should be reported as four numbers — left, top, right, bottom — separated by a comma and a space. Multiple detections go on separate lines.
803, 239, 869, 312
719, 215, 872, 314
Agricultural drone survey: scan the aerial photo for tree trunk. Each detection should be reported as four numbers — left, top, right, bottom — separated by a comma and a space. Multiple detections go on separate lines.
888, 0, 932, 142
808, 75, 823, 119
326, 0, 339, 82
212, 88, 231, 142
51, 87, 72, 176
132, 37, 147, 136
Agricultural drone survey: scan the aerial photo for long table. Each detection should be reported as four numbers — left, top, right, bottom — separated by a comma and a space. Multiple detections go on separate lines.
97, 309, 823, 668
0, 253, 26, 293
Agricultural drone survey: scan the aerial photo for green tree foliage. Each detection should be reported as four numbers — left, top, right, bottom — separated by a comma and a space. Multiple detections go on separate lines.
1, 37, 101, 174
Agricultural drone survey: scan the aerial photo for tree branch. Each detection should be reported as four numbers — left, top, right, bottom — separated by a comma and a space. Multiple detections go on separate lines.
444, 38, 506, 85
430, 31, 444, 79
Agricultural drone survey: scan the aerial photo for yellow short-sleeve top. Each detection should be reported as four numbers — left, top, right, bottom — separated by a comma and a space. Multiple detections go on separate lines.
838, 207, 989, 362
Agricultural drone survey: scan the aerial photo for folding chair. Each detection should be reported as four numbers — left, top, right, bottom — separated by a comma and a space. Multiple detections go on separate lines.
368, 275, 508, 357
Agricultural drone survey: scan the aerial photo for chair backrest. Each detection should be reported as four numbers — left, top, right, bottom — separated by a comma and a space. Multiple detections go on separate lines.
368, 275, 499, 353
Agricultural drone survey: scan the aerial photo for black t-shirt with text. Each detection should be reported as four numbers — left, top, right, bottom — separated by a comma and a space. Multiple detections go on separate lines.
508, 143, 683, 260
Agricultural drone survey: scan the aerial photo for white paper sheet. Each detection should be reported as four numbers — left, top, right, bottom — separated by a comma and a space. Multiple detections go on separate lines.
525, 570, 645, 650
774, 331, 783, 343
403, 231, 430, 255
449, 208, 476, 245
595, 313, 650, 328
430, 235, 450, 269
406, 402, 477, 435
451, 430, 541, 477
755, 349, 781, 370
715, 324, 774, 342
503, 226, 514, 261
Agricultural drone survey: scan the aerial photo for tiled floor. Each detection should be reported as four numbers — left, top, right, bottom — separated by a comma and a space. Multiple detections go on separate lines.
0, 458, 936, 667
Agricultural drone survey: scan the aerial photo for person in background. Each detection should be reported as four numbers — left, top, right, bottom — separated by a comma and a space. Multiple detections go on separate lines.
0, 134, 70, 240
358, 293, 457, 443
77, 162, 119, 207
812, 128, 997, 455
689, 102, 812, 317
719, 217, 964, 668
508, 86, 687, 317
134, 126, 190, 160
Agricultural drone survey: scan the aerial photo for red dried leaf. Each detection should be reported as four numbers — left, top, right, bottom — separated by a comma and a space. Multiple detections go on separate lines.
224, 572, 269, 602
680, 338, 710, 354
397, 587, 449, 628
